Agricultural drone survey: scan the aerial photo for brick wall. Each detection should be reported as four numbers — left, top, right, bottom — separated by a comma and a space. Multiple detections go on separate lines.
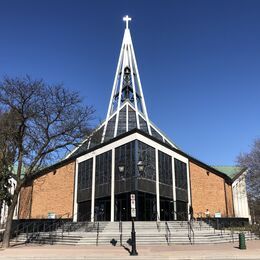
19, 161, 75, 219
18, 184, 33, 219
225, 182, 234, 216
189, 161, 234, 218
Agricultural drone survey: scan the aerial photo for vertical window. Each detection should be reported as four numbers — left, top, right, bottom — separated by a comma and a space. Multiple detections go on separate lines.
78, 158, 93, 190
158, 151, 172, 184
95, 150, 112, 186
115, 141, 136, 180
95, 150, 112, 198
174, 158, 187, 190
138, 141, 156, 180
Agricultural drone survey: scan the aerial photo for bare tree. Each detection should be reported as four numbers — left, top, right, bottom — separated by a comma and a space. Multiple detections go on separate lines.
0, 110, 17, 224
0, 76, 94, 247
237, 139, 260, 223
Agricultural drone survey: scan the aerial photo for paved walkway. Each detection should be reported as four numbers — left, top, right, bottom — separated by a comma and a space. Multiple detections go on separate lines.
0, 240, 260, 259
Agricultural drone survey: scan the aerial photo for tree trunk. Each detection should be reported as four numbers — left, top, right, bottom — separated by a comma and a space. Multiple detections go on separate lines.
0, 200, 3, 227
2, 189, 19, 248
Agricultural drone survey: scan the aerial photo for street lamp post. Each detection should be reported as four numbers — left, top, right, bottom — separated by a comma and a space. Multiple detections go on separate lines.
118, 162, 145, 256
130, 218, 138, 256
129, 160, 144, 256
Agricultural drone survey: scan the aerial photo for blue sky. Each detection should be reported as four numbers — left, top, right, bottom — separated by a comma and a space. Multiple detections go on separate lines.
1, 0, 260, 165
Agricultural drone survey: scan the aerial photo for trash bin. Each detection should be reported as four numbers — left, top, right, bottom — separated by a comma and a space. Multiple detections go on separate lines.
239, 233, 246, 250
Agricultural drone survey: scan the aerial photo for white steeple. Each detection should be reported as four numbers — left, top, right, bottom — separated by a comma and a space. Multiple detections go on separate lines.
101, 15, 152, 142
66, 16, 177, 158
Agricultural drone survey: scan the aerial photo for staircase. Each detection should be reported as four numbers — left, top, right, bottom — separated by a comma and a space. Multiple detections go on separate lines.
11, 221, 258, 246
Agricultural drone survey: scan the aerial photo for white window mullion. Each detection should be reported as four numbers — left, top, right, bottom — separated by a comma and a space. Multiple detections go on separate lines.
155, 148, 160, 221
110, 148, 115, 222
171, 157, 177, 220
91, 156, 96, 222
73, 160, 79, 222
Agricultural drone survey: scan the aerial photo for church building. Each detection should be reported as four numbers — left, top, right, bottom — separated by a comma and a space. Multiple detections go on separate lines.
18, 17, 250, 223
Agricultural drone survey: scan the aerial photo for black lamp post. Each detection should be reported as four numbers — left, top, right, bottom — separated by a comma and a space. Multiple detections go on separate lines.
130, 218, 138, 256
129, 161, 144, 256
118, 163, 140, 256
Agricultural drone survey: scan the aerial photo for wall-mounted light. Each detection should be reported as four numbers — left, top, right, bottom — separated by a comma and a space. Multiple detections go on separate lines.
137, 161, 144, 175
118, 165, 125, 173
118, 165, 125, 181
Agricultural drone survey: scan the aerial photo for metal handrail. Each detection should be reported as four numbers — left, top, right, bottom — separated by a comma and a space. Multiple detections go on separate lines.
119, 219, 123, 246
12, 211, 97, 245
155, 211, 161, 232
15, 220, 42, 243
187, 220, 194, 244
14, 212, 70, 238
165, 221, 171, 245
96, 222, 99, 246
13, 212, 70, 244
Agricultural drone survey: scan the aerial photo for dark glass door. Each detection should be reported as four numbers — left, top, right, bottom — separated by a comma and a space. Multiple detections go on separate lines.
160, 197, 174, 221
78, 200, 91, 221
115, 193, 131, 221
95, 197, 111, 221
137, 192, 156, 221
176, 200, 188, 220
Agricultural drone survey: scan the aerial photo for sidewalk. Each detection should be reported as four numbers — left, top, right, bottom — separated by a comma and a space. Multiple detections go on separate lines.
0, 240, 259, 259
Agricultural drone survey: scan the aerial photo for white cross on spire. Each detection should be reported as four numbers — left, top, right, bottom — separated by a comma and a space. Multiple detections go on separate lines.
123, 15, 132, 29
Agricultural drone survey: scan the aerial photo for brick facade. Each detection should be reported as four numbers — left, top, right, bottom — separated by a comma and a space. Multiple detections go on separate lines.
189, 161, 234, 218
225, 182, 234, 216
18, 184, 33, 219
19, 157, 235, 220
19, 161, 75, 219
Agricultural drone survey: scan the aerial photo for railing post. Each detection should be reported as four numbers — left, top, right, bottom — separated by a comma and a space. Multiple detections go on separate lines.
26, 226, 29, 244
37, 222, 39, 241
15, 223, 19, 242
33, 222, 35, 238
62, 222, 64, 240
96, 222, 99, 246
119, 221, 122, 246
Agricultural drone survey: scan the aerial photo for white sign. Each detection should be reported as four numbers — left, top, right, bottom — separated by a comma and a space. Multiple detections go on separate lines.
215, 212, 221, 218
48, 212, 56, 219
130, 194, 135, 200
131, 208, 136, 218
131, 200, 136, 209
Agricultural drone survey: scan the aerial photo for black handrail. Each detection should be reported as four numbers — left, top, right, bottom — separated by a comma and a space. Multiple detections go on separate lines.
156, 211, 161, 232
12, 212, 70, 244
187, 220, 194, 244
96, 222, 99, 246
119, 220, 123, 246
14, 212, 70, 237
165, 221, 171, 245
12, 211, 97, 246
202, 218, 260, 242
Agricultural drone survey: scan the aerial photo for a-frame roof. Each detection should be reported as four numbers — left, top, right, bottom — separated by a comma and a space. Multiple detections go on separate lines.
67, 101, 178, 158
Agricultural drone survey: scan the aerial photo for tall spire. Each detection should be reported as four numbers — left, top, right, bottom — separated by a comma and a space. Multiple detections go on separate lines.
101, 16, 152, 143
66, 16, 177, 158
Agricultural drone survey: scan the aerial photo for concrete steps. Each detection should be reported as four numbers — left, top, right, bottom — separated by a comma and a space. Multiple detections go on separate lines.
11, 221, 258, 246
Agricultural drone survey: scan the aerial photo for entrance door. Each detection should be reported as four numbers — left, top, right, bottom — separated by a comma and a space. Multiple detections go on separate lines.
115, 193, 131, 221
176, 200, 188, 220
160, 197, 174, 221
78, 200, 91, 221
95, 197, 111, 221
137, 192, 156, 221
115, 192, 157, 221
